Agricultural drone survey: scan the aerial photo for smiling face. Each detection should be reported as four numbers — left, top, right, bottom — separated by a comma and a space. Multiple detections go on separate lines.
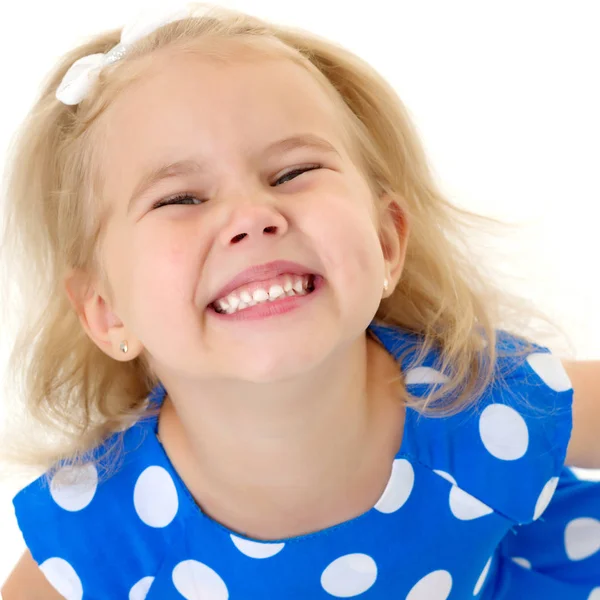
88, 45, 404, 384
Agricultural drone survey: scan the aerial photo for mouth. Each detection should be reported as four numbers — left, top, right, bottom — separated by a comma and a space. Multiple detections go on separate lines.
209, 273, 319, 316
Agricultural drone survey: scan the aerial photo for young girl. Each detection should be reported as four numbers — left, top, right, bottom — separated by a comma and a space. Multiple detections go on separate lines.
1, 3, 599, 599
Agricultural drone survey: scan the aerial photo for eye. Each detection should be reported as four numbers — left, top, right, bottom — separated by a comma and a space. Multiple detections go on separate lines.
274, 164, 322, 186
151, 164, 323, 209
151, 193, 203, 210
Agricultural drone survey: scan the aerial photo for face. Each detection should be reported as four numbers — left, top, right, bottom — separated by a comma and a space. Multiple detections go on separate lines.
93, 48, 398, 385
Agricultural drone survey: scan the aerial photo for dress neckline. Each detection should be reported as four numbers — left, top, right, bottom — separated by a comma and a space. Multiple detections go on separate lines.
139, 320, 414, 545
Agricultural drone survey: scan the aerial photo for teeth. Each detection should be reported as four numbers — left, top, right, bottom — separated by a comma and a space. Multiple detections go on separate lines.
216, 298, 229, 312
213, 275, 315, 314
253, 289, 269, 303
268, 285, 285, 300
292, 278, 304, 293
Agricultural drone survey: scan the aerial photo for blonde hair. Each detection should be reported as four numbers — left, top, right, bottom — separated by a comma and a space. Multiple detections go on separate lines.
0, 3, 561, 478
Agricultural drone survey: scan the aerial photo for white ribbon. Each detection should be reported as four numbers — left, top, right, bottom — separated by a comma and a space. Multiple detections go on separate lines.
56, 3, 192, 105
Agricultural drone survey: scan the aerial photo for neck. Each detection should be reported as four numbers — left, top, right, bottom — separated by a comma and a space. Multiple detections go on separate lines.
156, 332, 404, 539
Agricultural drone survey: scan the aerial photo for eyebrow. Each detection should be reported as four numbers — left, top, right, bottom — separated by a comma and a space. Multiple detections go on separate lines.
127, 133, 340, 213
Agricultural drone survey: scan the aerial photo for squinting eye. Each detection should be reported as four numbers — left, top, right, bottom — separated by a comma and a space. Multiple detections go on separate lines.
152, 193, 203, 209
152, 164, 323, 209
275, 164, 322, 186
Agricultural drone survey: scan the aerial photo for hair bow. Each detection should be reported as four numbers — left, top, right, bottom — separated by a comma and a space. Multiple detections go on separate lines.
56, 4, 192, 105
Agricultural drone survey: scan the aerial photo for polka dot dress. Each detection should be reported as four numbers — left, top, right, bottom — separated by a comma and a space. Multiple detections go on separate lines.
12, 322, 600, 599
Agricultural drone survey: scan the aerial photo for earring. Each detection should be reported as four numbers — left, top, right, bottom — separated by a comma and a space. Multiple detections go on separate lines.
383, 278, 389, 292
119, 340, 128, 354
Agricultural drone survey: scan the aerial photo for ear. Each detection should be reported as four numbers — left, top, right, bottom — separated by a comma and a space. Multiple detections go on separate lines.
63, 268, 143, 361
379, 195, 409, 295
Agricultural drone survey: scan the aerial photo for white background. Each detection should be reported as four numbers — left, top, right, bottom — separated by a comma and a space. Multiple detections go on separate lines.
1, 0, 599, 588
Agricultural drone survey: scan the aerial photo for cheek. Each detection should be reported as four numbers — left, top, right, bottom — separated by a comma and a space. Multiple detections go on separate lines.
141, 220, 201, 270
126, 228, 201, 315
310, 190, 383, 275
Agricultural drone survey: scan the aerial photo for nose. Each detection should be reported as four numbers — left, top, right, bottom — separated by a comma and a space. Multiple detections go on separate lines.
218, 202, 289, 247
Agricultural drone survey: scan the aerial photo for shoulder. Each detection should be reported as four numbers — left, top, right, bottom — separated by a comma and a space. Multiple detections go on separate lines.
375, 324, 573, 525
2, 549, 65, 600
11, 413, 191, 598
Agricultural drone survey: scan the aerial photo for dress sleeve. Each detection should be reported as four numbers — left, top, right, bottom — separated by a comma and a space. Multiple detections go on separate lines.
498, 467, 600, 593
11, 424, 181, 599
400, 331, 573, 526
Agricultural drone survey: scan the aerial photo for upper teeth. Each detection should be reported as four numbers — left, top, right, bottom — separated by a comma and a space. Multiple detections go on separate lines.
214, 275, 312, 314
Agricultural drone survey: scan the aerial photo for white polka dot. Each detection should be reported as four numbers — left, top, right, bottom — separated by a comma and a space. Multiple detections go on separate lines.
526, 353, 572, 392
129, 576, 155, 600
449, 486, 493, 520
230, 534, 285, 558
479, 404, 529, 460
473, 557, 492, 595
570, 467, 600, 482
405, 367, 450, 385
39, 557, 83, 600
588, 588, 600, 600
511, 557, 532, 569
433, 470, 457, 485
533, 477, 559, 520
172, 560, 229, 600
406, 570, 453, 600
565, 517, 600, 561
50, 463, 98, 511
321, 553, 377, 597
433, 470, 493, 520
374, 459, 414, 513
134, 465, 179, 528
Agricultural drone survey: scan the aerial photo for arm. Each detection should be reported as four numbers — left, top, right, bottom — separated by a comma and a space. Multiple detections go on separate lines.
1, 550, 64, 600
562, 360, 600, 468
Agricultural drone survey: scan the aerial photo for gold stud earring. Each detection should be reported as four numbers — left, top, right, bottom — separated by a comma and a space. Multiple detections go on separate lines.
119, 340, 128, 354
383, 278, 389, 292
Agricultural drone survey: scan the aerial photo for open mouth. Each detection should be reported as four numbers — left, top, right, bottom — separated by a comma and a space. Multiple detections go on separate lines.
209, 273, 318, 316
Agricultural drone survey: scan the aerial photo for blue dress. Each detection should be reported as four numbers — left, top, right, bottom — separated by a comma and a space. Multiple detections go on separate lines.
12, 322, 600, 599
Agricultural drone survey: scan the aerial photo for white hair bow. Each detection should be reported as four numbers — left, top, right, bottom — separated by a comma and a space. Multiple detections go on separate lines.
56, 4, 193, 105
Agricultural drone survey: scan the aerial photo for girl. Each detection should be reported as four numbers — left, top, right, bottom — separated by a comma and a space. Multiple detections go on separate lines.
1, 3, 599, 599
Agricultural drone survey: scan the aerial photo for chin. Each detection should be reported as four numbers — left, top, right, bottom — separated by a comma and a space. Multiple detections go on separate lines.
227, 345, 329, 384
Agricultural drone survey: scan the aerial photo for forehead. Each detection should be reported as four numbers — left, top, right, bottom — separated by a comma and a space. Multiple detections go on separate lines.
96, 51, 350, 194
